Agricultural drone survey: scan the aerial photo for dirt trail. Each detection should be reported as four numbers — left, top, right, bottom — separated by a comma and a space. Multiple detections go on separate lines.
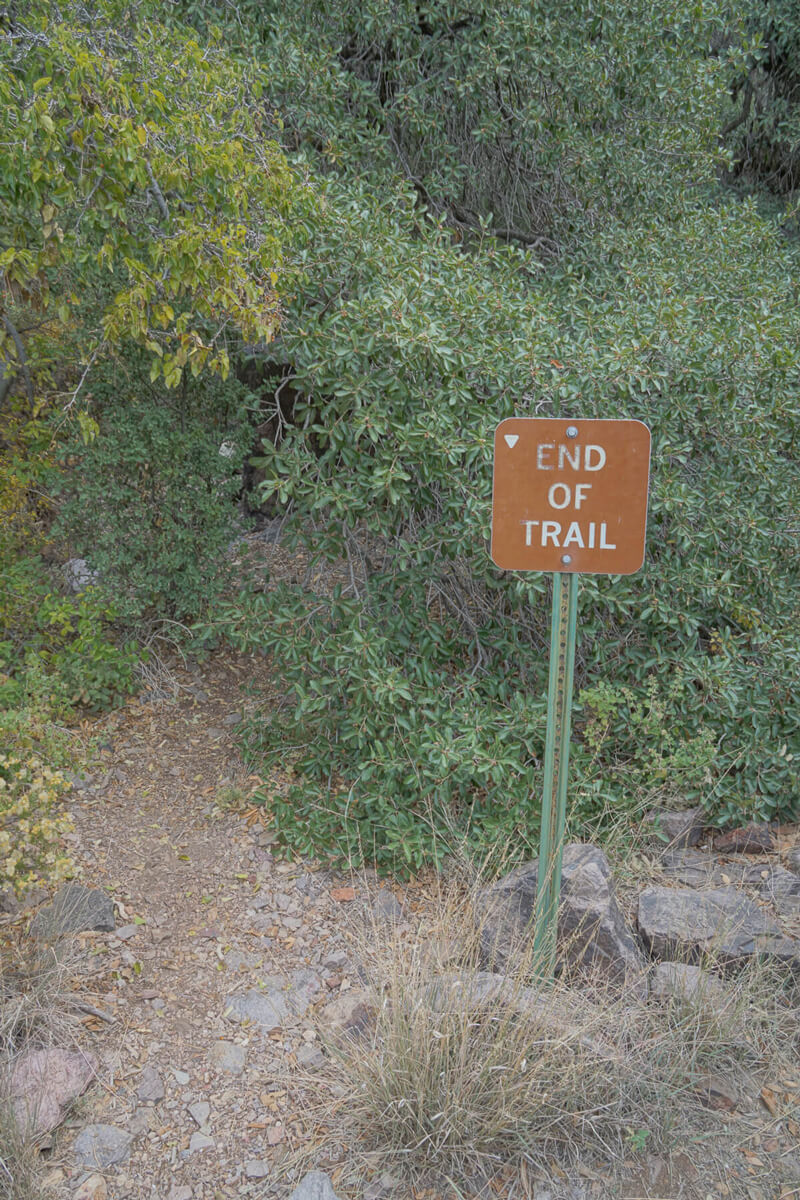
48, 650, 376, 1200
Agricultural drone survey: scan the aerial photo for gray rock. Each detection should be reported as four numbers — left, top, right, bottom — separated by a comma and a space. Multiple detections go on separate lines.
167, 1188, 193, 1200
209, 1040, 247, 1075
661, 849, 725, 888
244, 1160, 270, 1179
751, 864, 800, 901
646, 806, 705, 850
188, 1101, 210, 1128
638, 886, 800, 965
296, 1042, 325, 1069
136, 1064, 164, 1103
288, 1172, 343, 1200
476, 843, 646, 987
11, 1048, 97, 1138
73, 1124, 133, 1168
287, 968, 323, 1016
114, 924, 139, 941
63, 558, 99, 593
188, 1131, 214, 1153
371, 887, 404, 922
31, 884, 115, 939
224, 988, 289, 1031
787, 847, 800, 874
128, 1108, 157, 1137
649, 961, 734, 1023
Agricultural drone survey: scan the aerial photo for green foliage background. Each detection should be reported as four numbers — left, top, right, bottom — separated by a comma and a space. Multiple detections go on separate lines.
2, 0, 799, 876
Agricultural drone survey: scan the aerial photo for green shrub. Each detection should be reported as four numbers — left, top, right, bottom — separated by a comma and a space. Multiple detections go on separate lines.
205, 181, 799, 872
54, 373, 250, 623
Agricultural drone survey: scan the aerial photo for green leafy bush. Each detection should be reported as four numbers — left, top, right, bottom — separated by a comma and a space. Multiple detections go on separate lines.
53, 374, 250, 622
209, 179, 799, 870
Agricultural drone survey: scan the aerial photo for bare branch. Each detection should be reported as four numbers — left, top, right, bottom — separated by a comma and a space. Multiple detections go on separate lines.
1, 313, 34, 406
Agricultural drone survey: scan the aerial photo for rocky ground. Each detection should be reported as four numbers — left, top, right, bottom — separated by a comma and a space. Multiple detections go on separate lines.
3, 540, 799, 1200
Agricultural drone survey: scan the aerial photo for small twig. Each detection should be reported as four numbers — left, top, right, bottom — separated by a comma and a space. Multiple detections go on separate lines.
68, 997, 116, 1024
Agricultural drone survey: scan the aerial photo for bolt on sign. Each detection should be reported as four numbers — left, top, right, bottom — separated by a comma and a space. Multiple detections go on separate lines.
491, 418, 651, 574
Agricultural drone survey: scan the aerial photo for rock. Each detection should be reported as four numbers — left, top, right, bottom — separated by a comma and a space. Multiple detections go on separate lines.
476, 843, 646, 987
752, 864, 800, 901
188, 1131, 214, 1153
171, 1068, 190, 1084
786, 847, 800, 874
136, 1064, 164, 1103
31, 884, 115, 939
114, 924, 139, 941
694, 1071, 738, 1111
646, 806, 705, 850
224, 987, 289, 1030
661, 848, 725, 888
167, 1187, 193, 1200
286, 968, 323, 1016
73, 1124, 133, 1168
63, 558, 99, 593
72, 1175, 107, 1200
714, 823, 775, 854
649, 961, 734, 1023
296, 1042, 326, 1069
188, 1101, 210, 1128
209, 1040, 247, 1075
320, 990, 376, 1039
371, 887, 404, 922
288, 1172, 343, 1200
638, 886, 800, 965
244, 1159, 270, 1178
11, 1048, 97, 1138
128, 1108, 157, 1137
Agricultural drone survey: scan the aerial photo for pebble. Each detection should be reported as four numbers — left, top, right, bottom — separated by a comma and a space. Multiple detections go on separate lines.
244, 1159, 270, 1179
136, 1064, 165, 1103
188, 1131, 215, 1153
188, 1101, 211, 1127
167, 1187, 193, 1200
72, 1175, 107, 1200
73, 1124, 133, 1169
224, 988, 289, 1030
115, 924, 140, 941
172, 1068, 190, 1085
209, 1040, 247, 1075
289, 1172, 343, 1200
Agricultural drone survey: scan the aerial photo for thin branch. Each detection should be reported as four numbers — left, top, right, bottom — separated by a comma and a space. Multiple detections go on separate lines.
145, 160, 170, 222
1, 314, 33, 406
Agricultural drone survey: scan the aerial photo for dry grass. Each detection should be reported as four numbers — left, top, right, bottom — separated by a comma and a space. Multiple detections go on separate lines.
282, 877, 799, 1198
0, 940, 80, 1200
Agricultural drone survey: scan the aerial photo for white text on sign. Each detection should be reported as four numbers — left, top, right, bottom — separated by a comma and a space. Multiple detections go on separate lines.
521, 441, 613, 550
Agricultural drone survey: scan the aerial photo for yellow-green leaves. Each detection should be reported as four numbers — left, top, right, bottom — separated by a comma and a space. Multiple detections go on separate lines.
0, 2, 306, 390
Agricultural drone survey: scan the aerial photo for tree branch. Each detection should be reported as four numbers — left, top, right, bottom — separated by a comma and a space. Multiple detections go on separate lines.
1, 314, 34, 406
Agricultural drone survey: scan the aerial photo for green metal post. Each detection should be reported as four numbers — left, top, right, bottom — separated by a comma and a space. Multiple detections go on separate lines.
532, 571, 580, 979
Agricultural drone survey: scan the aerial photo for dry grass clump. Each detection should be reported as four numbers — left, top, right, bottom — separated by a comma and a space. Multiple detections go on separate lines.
287, 882, 798, 1196
0, 940, 79, 1200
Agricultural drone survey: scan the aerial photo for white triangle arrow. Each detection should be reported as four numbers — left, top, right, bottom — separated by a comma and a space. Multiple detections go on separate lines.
503, 433, 519, 449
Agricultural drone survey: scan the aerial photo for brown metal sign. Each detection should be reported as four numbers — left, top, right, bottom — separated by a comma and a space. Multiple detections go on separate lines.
491, 418, 651, 574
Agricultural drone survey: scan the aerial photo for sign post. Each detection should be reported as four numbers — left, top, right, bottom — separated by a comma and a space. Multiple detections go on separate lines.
491, 418, 651, 979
